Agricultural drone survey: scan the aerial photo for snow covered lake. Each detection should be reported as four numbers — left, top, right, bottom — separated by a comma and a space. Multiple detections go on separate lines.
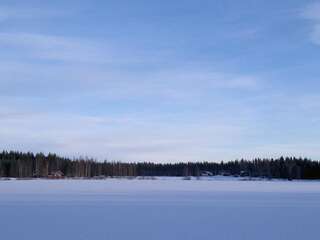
1, 178, 320, 240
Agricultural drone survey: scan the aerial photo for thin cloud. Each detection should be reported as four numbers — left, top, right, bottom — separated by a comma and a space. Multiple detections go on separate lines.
302, 2, 320, 20
0, 33, 110, 63
310, 24, 320, 44
0, 6, 66, 22
0, 32, 163, 64
0, 108, 248, 162
0, 54, 262, 102
302, 2, 320, 45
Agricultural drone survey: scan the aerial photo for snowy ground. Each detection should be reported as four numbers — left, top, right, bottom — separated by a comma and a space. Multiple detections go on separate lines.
1, 178, 320, 240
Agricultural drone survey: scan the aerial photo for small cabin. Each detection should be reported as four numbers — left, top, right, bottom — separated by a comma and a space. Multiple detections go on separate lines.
240, 170, 249, 177
201, 171, 213, 176
48, 170, 64, 179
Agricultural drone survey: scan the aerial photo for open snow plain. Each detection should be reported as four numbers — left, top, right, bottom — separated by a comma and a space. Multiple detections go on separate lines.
1, 178, 320, 240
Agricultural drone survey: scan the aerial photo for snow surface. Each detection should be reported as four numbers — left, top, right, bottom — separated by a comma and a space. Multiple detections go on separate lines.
1, 178, 320, 240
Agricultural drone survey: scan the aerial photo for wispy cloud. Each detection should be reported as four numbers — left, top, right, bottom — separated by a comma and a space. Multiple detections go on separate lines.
310, 24, 320, 44
302, 2, 320, 45
139, 70, 261, 100
0, 6, 65, 22
0, 33, 111, 63
0, 107, 248, 162
0, 31, 170, 65
303, 2, 320, 20
2, 1, 302, 162
3, 104, 319, 162
0, 58, 262, 102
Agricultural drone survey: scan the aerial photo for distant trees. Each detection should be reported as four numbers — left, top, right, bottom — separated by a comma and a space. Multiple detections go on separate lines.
0, 150, 320, 179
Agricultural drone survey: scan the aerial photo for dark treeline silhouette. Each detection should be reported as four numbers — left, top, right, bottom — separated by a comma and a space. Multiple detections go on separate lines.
1, 151, 320, 179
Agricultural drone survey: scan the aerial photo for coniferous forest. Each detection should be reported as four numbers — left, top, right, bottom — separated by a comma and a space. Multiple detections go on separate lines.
1, 151, 320, 180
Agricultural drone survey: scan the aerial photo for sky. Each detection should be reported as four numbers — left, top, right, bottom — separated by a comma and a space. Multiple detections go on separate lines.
0, 0, 320, 162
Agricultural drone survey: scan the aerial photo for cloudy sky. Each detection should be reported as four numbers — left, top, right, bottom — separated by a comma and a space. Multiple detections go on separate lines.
1, 0, 320, 162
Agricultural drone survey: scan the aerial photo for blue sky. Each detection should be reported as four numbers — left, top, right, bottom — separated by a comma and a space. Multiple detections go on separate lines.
1, 0, 320, 162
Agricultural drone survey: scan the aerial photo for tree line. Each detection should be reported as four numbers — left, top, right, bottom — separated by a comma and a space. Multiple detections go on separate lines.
1, 150, 320, 179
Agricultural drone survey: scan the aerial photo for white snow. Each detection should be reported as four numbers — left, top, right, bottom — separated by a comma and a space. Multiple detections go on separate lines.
1, 178, 320, 240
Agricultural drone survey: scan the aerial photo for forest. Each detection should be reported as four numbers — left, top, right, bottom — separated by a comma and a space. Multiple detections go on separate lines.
1, 150, 320, 180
